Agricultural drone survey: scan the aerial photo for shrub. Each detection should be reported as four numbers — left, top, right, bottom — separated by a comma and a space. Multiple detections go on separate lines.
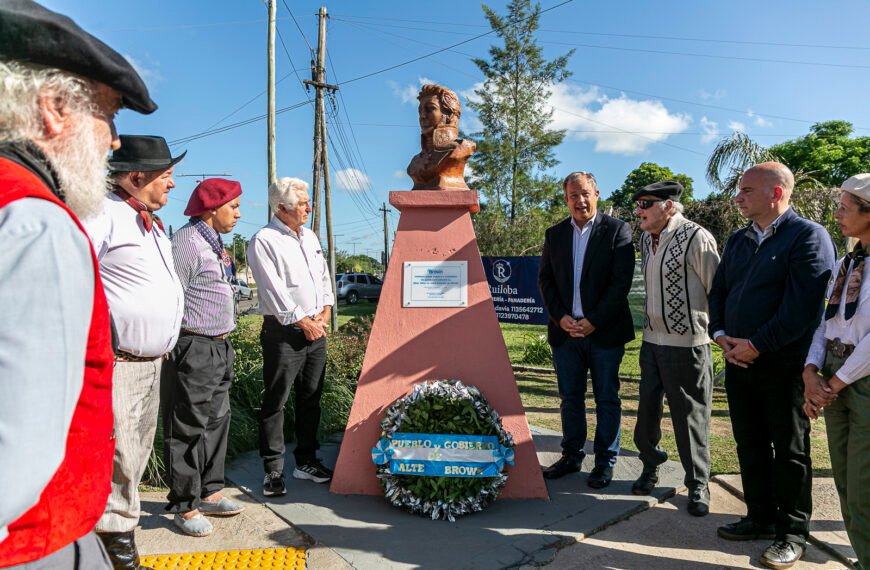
142, 314, 372, 487
521, 333, 552, 365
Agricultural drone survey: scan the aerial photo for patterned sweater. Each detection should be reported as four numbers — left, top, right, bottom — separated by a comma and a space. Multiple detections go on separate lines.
640, 213, 720, 348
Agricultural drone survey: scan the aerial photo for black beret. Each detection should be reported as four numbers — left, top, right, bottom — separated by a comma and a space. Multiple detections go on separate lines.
0, 0, 157, 114
631, 180, 684, 202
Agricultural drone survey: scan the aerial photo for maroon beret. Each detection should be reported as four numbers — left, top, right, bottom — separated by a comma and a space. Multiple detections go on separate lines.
184, 178, 242, 216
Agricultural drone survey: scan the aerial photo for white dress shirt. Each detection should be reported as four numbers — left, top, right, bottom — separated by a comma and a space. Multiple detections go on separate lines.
247, 216, 334, 326
571, 213, 596, 319
83, 193, 184, 357
805, 256, 870, 384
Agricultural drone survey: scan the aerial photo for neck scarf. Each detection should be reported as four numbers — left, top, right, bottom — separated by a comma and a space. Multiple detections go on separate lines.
191, 217, 233, 281
826, 243, 867, 321
0, 141, 64, 202
113, 186, 163, 232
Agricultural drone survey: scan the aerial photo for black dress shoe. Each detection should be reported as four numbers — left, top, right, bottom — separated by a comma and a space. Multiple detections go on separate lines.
587, 465, 613, 489
96, 531, 152, 570
687, 485, 710, 517
760, 540, 805, 569
716, 517, 776, 541
542, 456, 581, 479
631, 466, 658, 495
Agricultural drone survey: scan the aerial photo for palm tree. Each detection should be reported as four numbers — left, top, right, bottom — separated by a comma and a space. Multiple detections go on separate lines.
706, 132, 820, 196
705, 132, 778, 197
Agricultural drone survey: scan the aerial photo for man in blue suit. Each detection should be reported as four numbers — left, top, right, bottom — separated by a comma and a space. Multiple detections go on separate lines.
538, 171, 635, 488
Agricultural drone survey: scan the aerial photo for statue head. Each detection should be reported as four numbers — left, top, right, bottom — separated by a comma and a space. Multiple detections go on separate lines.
417, 84, 461, 131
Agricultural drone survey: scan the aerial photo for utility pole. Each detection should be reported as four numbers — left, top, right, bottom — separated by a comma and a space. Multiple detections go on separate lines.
266, 0, 276, 221
304, 6, 340, 330
379, 202, 391, 271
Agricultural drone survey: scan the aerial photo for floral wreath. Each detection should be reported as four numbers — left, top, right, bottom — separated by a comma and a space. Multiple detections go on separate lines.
371, 380, 515, 521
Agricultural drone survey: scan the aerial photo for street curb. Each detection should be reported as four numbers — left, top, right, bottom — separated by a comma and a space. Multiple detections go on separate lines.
225, 474, 353, 569
712, 475, 857, 570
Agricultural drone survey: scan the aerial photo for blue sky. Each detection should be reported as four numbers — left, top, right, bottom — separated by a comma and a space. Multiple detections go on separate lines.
45, 0, 870, 258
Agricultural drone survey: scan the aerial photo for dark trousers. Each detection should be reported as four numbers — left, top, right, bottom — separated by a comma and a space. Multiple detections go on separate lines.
725, 358, 812, 543
259, 317, 327, 474
634, 342, 712, 491
552, 336, 625, 467
161, 334, 234, 514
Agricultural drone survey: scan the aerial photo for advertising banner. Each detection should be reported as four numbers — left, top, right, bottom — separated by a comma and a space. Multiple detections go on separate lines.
481, 256, 548, 325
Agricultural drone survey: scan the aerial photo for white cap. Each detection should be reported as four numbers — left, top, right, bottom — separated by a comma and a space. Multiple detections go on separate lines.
841, 173, 870, 201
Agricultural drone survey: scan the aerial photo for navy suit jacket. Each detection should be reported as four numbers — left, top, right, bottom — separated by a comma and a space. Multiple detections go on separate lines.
538, 214, 636, 348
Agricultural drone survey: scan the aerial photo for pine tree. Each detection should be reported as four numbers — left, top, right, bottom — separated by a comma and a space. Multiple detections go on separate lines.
468, 0, 573, 223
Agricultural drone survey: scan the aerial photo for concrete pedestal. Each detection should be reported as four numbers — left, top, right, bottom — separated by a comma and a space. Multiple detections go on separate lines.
330, 190, 548, 499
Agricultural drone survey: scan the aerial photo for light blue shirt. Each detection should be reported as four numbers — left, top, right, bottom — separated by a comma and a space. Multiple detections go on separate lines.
0, 198, 93, 544
571, 213, 597, 319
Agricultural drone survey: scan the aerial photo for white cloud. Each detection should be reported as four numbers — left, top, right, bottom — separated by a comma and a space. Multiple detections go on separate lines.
549, 84, 691, 155
698, 88, 726, 101
746, 109, 773, 128
392, 169, 409, 179
124, 54, 162, 84
389, 76, 437, 105
700, 116, 719, 144
728, 120, 747, 132
334, 168, 371, 192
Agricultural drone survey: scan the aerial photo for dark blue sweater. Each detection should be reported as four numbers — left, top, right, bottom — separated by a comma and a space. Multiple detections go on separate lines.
708, 209, 835, 361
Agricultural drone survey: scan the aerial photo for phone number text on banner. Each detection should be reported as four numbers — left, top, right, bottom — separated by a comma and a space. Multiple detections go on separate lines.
371, 433, 515, 478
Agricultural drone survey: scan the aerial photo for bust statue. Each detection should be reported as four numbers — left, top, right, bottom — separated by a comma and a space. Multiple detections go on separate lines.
407, 84, 476, 191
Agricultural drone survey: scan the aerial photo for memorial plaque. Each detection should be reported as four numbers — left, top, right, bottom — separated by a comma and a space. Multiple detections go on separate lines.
402, 261, 467, 307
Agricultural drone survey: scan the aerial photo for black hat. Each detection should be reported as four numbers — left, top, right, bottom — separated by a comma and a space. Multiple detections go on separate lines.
109, 135, 186, 172
631, 180, 684, 202
0, 0, 157, 114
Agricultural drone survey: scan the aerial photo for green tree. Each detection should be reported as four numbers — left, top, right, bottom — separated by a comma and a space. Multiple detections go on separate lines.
608, 162, 695, 212
467, 0, 573, 223
771, 120, 870, 188
228, 234, 250, 268
472, 202, 568, 256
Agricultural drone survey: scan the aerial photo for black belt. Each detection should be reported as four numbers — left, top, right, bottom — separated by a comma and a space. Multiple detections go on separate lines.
180, 328, 230, 340
264, 315, 302, 331
826, 338, 855, 358
114, 350, 165, 362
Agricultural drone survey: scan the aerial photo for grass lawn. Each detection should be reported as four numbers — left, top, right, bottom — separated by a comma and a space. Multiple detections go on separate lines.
327, 298, 832, 477
515, 371, 832, 476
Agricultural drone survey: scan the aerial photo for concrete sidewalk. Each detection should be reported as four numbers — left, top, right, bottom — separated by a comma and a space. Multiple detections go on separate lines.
136, 427, 853, 569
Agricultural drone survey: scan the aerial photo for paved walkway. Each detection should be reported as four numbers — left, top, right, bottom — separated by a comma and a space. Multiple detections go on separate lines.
136, 428, 854, 569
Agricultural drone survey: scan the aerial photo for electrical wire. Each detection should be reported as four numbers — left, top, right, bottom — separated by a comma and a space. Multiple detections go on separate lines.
335, 0, 574, 86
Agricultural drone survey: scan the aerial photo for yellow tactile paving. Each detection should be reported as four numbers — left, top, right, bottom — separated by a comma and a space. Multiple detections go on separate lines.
141, 547, 306, 569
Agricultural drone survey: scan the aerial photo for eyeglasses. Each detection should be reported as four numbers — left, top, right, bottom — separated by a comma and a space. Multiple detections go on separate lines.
636, 199, 663, 210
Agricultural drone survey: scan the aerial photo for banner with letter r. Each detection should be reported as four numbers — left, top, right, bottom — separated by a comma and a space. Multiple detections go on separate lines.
481, 256, 548, 326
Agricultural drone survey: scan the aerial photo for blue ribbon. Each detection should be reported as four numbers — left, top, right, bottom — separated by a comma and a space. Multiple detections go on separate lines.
371, 438, 393, 465
371, 433, 514, 477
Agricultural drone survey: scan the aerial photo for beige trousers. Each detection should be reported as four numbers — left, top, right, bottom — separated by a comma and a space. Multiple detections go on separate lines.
95, 359, 161, 533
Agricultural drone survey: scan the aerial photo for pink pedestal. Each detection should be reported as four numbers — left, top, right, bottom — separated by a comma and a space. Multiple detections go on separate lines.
330, 190, 548, 500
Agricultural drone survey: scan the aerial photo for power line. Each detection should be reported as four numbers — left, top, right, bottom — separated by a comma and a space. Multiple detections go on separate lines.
331, 15, 870, 51
168, 100, 311, 146
566, 79, 870, 132
281, 0, 314, 55
335, 0, 574, 86
330, 121, 809, 137
544, 40, 870, 71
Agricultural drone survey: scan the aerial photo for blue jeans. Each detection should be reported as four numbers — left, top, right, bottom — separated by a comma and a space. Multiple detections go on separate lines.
552, 337, 624, 467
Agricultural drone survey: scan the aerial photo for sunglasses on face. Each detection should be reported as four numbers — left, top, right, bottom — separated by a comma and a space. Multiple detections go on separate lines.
636, 199, 663, 210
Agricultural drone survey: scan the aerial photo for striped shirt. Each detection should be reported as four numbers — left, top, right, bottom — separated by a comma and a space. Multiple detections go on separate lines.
171, 221, 235, 336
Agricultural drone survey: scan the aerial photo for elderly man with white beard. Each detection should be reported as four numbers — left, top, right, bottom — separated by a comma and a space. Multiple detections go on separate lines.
0, 1, 157, 568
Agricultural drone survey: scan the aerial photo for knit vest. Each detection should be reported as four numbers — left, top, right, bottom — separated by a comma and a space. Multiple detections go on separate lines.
0, 158, 114, 567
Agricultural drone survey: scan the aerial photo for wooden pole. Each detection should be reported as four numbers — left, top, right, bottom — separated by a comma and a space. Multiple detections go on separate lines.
266, 0, 276, 221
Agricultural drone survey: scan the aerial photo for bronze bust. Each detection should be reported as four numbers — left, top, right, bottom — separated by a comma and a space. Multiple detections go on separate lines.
407, 84, 476, 191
